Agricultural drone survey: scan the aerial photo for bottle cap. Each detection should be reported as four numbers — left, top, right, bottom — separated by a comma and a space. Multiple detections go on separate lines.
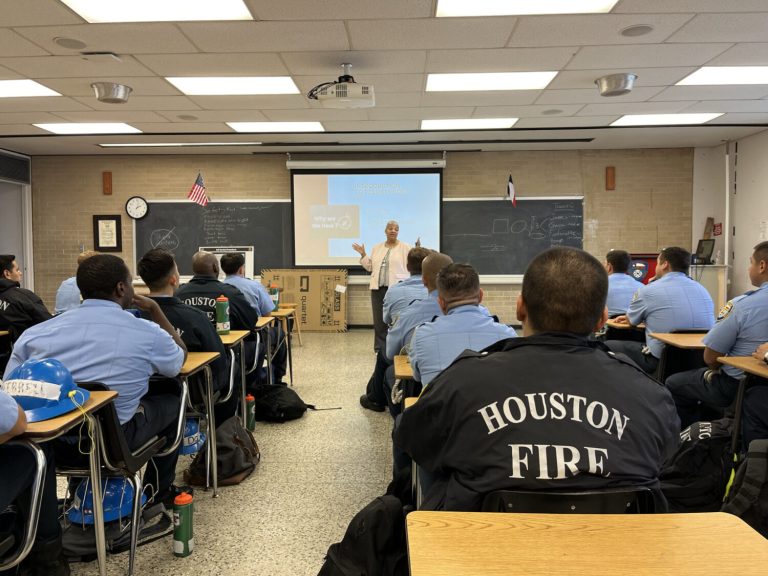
174, 492, 193, 505
246, 394, 255, 401
216, 294, 228, 302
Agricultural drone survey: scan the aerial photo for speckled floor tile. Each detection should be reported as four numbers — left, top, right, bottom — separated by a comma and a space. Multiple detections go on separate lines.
67, 330, 393, 576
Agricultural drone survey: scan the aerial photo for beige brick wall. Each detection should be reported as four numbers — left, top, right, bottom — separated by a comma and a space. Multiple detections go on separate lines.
30, 149, 693, 325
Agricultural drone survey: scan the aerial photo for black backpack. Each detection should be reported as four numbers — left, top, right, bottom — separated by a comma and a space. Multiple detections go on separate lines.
660, 419, 735, 512
722, 439, 768, 537
252, 383, 314, 423
317, 495, 408, 576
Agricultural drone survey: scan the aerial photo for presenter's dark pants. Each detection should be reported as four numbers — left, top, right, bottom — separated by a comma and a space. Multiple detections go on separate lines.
605, 340, 659, 375
371, 287, 388, 353
665, 367, 738, 429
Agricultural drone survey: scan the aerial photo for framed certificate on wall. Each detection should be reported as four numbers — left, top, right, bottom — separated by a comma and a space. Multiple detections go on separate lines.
93, 214, 122, 252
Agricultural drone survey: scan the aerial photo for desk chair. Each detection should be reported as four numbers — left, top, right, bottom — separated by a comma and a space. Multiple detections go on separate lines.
59, 380, 187, 576
654, 330, 709, 383
481, 487, 656, 514
0, 440, 46, 572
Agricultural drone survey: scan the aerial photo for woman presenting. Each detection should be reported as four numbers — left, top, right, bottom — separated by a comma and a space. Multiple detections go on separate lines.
353, 220, 415, 352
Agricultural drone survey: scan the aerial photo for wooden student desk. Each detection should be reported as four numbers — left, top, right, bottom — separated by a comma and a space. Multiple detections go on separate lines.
21, 390, 117, 576
277, 303, 302, 346
269, 308, 294, 385
406, 511, 768, 576
394, 354, 414, 380
605, 319, 645, 330
253, 316, 276, 386
179, 351, 221, 497
652, 332, 707, 349
718, 355, 768, 454
219, 330, 250, 424
650, 332, 707, 382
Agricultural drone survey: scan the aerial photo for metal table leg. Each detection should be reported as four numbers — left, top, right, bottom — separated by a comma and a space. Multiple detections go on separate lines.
87, 414, 108, 576
239, 339, 247, 421
203, 365, 219, 498
285, 319, 293, 385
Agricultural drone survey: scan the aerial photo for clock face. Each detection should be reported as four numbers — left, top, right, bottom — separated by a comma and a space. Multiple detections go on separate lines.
125, 196, 148, 220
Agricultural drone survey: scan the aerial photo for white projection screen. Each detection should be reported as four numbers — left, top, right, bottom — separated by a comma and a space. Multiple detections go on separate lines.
292, 170, 442, 266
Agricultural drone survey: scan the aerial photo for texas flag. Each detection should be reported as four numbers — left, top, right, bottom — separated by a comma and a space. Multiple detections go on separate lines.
507, 174, 516, 207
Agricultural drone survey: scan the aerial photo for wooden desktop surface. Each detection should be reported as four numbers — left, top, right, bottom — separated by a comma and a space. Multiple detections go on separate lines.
255, 316, 275, 329
219, 330, 249, 346
404, 397, 418, 410
22, 390, 117, 439
650, 332, 707, 349
269, 308, 293, 319
719, 356, 768, 379
394, 355, 414, 380
406, 511, 768, 576
605, 319, 646, 330
278, 302, 297, 309
179, 351, 220, 376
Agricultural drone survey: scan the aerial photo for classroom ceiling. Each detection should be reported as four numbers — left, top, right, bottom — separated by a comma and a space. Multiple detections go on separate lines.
0, 0, 768, 156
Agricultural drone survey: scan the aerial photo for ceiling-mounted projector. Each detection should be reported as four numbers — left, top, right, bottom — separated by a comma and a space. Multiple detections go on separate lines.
307, 63, 375, 109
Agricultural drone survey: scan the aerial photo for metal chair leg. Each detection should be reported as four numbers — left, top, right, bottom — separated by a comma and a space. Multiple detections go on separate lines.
127, 471, 143, 576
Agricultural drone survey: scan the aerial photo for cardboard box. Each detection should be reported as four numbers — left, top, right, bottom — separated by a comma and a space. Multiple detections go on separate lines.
261, 269, 347, 332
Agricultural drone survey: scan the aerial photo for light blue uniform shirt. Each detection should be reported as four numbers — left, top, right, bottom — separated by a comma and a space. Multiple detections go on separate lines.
383, 275, 428, 325
704, 282, 768, 379
409, 304, 518, 386
0, 388, 19, 435
607, 273, 644, 317
54, 276, 81, 314
224, 275, 275, 316
627, 271, 714, 359
386, 290, 443, 360
4, 299, 184, 424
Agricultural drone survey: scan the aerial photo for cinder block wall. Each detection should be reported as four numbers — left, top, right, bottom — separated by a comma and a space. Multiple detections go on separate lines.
31, 149, 693, 325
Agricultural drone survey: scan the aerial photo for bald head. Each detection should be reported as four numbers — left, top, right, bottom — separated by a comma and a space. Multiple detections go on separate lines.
192, 251, 219, 277
421, 252, 453, 291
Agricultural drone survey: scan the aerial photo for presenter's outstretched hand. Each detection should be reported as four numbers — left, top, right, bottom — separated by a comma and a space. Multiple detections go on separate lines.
352, 242, 366, 257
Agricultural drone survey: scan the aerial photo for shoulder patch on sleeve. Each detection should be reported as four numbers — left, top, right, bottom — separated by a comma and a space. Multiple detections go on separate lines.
716, 301, 734, 321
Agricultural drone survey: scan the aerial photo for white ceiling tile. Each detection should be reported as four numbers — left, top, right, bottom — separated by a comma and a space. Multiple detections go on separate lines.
262, 108, 368, 121
293, 74, 424, 94
322, 120, 420, 131
367, 107, 475, 120
14, 23, 198, 55
509, 14, 693, 47
576, 101, 696, 116
0, 55, 155, 78
373, 93, 423, 107
73, 95, 201, 111
566, 44, 732, 70
156, 110, 270, 122
128, 122, 233, 133
708, 44, 768, 66
38, 77, 180, 97
667, 14, 768, 43
50, 110, 170, 123
709, 112, 768, 124
245, 0, 433, 20
535, 87, 664, 105
650, 86, 768, 102
422, 91, 540, 107
615, 0, 768, 13
682, 100, 768, 113
515, 116, 617, 128
472, 104, 584, 117
135, 53, 289, 77
0, 0, 84, 25
178, 21, 349, 52
0, 29, 49, 56
0, 111, 67, 124
0, 97, 92, 112
425, 47, 577, 73
281, 51, 427, 75
347, 17, 517, 50
186, 94, 309, 110
548, 67, 695, 90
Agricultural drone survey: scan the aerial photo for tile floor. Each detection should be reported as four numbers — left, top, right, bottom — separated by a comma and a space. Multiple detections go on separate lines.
68, 329, 391, 576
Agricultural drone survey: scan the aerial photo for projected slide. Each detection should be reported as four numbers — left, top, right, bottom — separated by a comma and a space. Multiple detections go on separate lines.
293, 172, 441, 266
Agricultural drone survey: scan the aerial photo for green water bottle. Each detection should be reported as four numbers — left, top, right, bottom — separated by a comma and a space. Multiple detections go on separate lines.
245, 393, 256, 431
269, 283, 280, 308
216, 295, 230, 335
173, 492, 194, 557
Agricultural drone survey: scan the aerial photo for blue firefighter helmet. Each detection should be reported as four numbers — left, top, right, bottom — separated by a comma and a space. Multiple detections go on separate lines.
67, 477, 147, 525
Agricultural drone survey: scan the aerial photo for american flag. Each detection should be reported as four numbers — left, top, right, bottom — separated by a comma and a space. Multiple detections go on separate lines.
507, 174, 516, 207
187, 172, 209, 207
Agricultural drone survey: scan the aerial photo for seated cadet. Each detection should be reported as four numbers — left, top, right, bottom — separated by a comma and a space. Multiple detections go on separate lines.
53, 250, 97, 314
409, 263, 517, 387
605, 249, 644, 317
395, 247, 680, 512
176, 251, 260, 380
606, 246, 714, 375
359, 252, 453, 413
219, 252, 287, 384
742, 342, 768, 446
0, 254, 51, 341
3, 254, 187, 505
665, 241, 768, 429
0, 390, 68, 576
382, 247, 430, 326
137, 249, 237, 423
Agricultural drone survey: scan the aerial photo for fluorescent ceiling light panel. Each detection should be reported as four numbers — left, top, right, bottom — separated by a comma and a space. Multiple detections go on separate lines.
166, 77, 299, 96
99, 142, 262, 148
60, 0, 252, 23
677, 66, 768, 86
0, 80, 60, 98
436, 0, 619, 17
421, 118, 518, 130
34, 123, 141, 134
227, 122, 324, 133
611, 113, 723, 126
426, 72, 557, 92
